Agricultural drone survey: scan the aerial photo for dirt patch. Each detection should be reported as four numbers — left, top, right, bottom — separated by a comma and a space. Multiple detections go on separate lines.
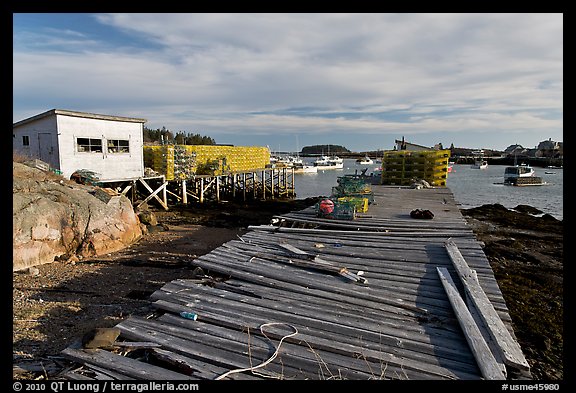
13, 197, 320, 379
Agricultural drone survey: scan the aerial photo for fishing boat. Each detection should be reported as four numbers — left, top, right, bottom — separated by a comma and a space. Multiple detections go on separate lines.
504, 163, 543, 186
292, 162, 318, 173
327, 155, 343, 165
471, 158, 488, 169
470, 150, 488, 169
356, 155, 374, 165
313, 156, 344, 170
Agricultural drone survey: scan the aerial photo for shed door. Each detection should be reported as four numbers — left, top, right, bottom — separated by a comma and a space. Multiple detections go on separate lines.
38, 133, 54, 164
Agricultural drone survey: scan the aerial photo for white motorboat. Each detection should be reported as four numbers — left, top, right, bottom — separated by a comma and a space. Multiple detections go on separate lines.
471, 158, 488, 169
356, 156, 373, 165
327, 155, 343, 164
293, 163, 318, 173
313, 156, 344, 170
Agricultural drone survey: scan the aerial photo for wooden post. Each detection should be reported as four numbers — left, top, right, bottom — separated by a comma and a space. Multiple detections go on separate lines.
200, 178, 204, 203
289, 167, 295, 197
262, 170, 265, 199
162, 176, 167, 207
243, 173, 246, 201
182, 180, 187, 204
270, 169, 275, 199
216, 176, 220, 202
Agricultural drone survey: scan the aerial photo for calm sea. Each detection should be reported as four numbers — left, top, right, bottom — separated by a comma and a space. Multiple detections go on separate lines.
293, 159, 563, 220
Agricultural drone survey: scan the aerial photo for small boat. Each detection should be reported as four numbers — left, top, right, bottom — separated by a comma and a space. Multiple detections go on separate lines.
471, 159, 488, 169
313, 156, 344, 170
327, 155, 343, 164
292, 163, 318, 173
356, 156, 374, 165
504, 163, 543, 186
314, 161, 344, 170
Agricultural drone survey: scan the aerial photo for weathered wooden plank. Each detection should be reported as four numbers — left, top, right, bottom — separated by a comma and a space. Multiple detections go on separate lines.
61, 347, 195, 380
118, 319, 314, 380
230, 236, 509, 315
80, 363, 134, 380
436, 267, 506, 380
205, 247, 461, 314
197, 250, 452, 317
161, 279, 465, 345
150, 289, 479, 371
444, 240, 530, 371
150, 299, 480, 379
214, 279, 462, 333
117, 315, 372, 380
149, 348, 261, 380
249, 223, 474, 236
154, 285, 462, 355
145, 315, 398, 380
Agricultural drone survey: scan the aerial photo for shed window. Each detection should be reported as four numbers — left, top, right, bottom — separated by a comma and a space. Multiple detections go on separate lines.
77, 138, 102, 153
107, 139, 130, 153
22, 136, 30, 146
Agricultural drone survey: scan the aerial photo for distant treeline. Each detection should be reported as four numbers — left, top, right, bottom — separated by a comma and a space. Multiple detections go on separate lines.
301, 144, 350, 155
143, 126, 216, 145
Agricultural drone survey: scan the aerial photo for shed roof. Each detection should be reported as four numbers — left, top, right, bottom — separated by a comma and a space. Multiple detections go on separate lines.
13, 109, 147, 128
394, 139, 433, 150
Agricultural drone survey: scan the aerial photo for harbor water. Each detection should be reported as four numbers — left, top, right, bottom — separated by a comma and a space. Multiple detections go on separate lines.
293, 159, 563, 220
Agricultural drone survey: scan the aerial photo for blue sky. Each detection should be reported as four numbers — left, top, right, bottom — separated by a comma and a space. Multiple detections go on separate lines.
13, 13, 563, 152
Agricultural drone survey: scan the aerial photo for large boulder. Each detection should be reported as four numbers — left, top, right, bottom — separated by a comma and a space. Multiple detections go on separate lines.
13, 162, 143, 271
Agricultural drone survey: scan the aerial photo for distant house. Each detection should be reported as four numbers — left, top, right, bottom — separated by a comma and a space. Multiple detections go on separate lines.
504, 144, 527, 157
13, 109, 147, 181
536, 138, 563, 158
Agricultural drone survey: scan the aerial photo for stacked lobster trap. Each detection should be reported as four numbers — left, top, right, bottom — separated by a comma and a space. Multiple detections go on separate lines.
380, 149, 450, 187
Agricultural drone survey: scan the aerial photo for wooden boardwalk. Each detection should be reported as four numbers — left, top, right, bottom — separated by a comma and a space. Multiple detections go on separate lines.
62, 185, 529, 380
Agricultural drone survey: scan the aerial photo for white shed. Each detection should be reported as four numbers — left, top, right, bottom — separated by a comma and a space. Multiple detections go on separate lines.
13, 109, 147, 181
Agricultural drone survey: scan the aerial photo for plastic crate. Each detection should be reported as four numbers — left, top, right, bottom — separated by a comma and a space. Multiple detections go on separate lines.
337, 196, 369, 213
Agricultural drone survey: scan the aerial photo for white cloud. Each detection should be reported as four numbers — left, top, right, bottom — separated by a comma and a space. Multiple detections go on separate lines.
13, 13, 563, 150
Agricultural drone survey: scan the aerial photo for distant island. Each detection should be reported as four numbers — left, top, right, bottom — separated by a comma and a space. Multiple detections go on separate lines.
301, 144, 350, 155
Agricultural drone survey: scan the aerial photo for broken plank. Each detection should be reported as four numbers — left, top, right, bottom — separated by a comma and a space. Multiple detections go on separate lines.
61, 371, 96, 380
61, 347, 196, 380
444, 240, 530, 371
149, 348, 260, 380
113, 341, 162, 349
116, 316, 330, 380
436, 267, 506, 380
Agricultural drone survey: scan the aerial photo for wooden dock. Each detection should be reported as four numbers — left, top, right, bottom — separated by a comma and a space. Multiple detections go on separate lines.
61, 185, 530, 380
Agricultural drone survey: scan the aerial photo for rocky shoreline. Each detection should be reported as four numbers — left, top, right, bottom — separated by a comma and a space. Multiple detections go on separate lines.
460, 204, 563, 380
13, 199, 563, 380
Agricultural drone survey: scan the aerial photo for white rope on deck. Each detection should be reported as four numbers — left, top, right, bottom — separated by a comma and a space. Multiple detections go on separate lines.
214, 322, 299, 380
